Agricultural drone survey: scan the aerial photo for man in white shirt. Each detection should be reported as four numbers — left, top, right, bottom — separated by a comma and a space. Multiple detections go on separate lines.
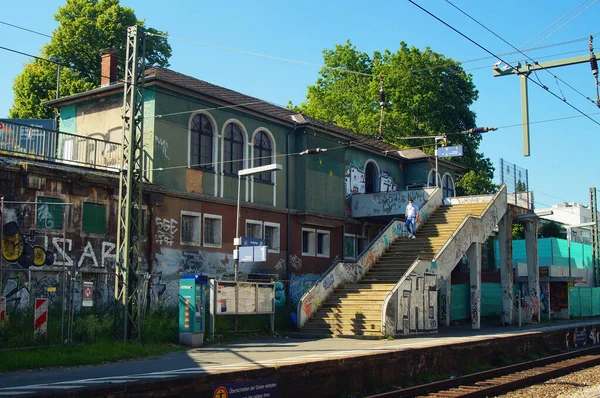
405, 199, 419, 239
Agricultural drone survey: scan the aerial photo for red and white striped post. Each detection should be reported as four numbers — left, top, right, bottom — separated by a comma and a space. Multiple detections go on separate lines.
34, 298, 48, 339
0, 297, 6, 323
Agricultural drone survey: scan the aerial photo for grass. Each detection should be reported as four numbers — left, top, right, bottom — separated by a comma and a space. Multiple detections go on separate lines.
0, 342, 185, 372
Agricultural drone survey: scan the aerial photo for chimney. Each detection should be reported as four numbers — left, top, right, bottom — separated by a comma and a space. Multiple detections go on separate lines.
100, 48, 118, 87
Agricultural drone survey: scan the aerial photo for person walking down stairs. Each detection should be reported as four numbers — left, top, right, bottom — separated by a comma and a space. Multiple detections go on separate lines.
405, 199, 418, 239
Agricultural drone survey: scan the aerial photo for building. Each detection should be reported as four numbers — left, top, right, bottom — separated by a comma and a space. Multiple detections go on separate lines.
536, 202, 593, 244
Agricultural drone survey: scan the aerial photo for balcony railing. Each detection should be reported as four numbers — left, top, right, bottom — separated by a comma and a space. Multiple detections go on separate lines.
0, 121, 121, 170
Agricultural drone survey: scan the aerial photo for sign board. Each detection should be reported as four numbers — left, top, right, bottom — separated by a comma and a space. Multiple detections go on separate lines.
216, 282, 237, 314
238, 283, 257, 314
212, 378, 278, 398
437, 145, 463, 158
239, 246, 267, 263
253, 246, 267, 262
82, 281, 93, 307
241, 237, 264, 247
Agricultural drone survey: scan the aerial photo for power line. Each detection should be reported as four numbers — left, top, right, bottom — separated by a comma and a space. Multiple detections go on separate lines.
495, 111, 600, 129
445, 0, 598, 107
0, 20, 51, 38
408, 0, 600, 129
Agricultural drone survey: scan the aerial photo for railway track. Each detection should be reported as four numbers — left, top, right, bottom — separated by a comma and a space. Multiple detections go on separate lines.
367, 346, 600, 398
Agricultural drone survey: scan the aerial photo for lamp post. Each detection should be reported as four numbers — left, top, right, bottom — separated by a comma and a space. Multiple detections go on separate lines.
49, 57, 61, 130
234, 163, 283, 281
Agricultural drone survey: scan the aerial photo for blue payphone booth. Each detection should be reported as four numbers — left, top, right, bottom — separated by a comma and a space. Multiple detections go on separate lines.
179, 274, 208, 347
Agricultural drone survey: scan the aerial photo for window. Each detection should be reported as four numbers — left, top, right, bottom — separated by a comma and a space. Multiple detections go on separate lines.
82, 202, 106, 234
203, 214, 222, 247
344, 234, 356, 260
223, 123, 244, 175
365, 162, 379, 194
190, 114, 214, 170
264, 222, 280, 253
302, 228, 316, 256
180, 211, 201, 246
442, 174, 455, 198
36, 197, 64, 230
246, 220, 262, 239
317, 230, 330, 258
253, 131, 273, 182
428, 170, 441, 187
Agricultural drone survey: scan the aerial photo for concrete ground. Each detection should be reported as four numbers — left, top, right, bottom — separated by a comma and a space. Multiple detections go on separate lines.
0, 318, 599, 396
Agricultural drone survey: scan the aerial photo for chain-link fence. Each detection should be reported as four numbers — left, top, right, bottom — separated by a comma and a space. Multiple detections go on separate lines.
498, 158, 533, 210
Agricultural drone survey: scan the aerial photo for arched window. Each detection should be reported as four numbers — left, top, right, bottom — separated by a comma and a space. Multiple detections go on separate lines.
365, 162, 379, 194
428, 170, 441, 187
190, 114, 213, 170
224, 123, 244, 175
443, 174, 455, 198
253, 131, 273, 182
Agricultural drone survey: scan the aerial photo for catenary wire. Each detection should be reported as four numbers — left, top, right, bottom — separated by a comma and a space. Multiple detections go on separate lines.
408, 0, 600, 129
445, 0, 598, 106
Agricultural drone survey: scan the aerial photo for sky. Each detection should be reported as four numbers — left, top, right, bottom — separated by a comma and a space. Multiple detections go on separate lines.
1, 0, 599, 208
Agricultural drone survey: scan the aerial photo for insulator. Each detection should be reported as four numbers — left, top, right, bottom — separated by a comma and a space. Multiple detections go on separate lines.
591, 55, 599, 77
379, 88, 385, 106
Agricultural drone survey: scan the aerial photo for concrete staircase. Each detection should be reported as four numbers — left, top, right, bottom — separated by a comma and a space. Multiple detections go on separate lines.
300, 202, 489, 338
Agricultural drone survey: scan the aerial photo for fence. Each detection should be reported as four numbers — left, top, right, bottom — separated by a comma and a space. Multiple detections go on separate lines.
498, 158, 533, 209
0, 120, 121, 170
570, 287, 600, 317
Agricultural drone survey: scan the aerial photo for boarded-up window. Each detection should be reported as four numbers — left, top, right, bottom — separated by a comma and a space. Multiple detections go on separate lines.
36, 197, 64, 230
83, 202, 106, 234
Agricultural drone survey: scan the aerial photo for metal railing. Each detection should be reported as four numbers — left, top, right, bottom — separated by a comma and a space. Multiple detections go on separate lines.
0, 121, 121, 170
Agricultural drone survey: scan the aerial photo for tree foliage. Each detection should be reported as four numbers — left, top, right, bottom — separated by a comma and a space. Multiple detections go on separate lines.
540, 221, 566, 239
293, 40, 494, 189
10, 0, 171, 119
456, 170, 498, 196
512, 223, 525, 240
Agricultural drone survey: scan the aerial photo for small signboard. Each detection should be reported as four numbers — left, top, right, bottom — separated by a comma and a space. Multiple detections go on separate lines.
239, 246, 267, 263
437, 145, 463, 158
212, 378, 278, 398
241, 237, 265, 247
82, 281, 94, 307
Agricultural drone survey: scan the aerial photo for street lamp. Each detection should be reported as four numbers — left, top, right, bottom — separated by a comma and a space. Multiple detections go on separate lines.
49, 57, 61, 130
234, 163, 283, 281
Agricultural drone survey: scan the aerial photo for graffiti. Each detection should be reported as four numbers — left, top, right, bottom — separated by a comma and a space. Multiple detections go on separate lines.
274, 258, 285, 271
290, 273, 321, 306
540, 285, 549, 316
274, 281, 286, 308
322, 273, 334, 290
530, 288, 540, 318
566, 326, 600, 349
440, 294, 447, 323
345, 162, 365, 197
343, 262, 362, 281
380, 171, 397, 192
396, 272, 438, 333
37, 204, 54, 229
51, 238, 73, 266
470, 285, 479, 324
2, 274, 30, 310
154, 217, 178, 246
290, 254, 302, 271
30, 275, 61, 305
551, 283, 569, 311
155, 136, 170, 159
392, 222, 402, 237
2, 221, 55, 268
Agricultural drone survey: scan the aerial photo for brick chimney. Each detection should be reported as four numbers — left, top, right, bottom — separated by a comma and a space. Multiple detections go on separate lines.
100, 48, 118, 87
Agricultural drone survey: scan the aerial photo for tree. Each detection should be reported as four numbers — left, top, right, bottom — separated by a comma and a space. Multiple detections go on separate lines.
540, 221, 566, 239
456, 170, 498, 196
10, 0, 171, 119
293, 40, 494, 190
512, 223, 525, 240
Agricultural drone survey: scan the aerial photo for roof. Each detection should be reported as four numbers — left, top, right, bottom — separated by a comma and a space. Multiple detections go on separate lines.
44, 66, 460, 164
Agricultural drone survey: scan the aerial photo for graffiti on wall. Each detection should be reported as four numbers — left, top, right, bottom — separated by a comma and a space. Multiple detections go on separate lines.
290, 273, 321, 306
398, 272, 437, 333
2, 221, 55, 268
154, 217, 178, 246
470, 284, 479, 325
274, 281, 286, 308
540, 284, 549, 316
565, 326, 599, 349
551, 283, 569, 311
344, 161, 399, 216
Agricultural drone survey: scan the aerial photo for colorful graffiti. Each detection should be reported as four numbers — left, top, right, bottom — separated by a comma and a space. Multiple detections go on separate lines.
540, 284, 549, 316
344, 161, 398, 198
290, 273, 321, 306
274, 281, 286, 308
2, 221, 55, 268
470, 284, 479, 325
565, 326, 599, 349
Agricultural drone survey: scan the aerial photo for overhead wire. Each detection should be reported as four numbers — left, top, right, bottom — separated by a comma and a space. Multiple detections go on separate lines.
445, 0, 599, 107
408, 0, 600, 129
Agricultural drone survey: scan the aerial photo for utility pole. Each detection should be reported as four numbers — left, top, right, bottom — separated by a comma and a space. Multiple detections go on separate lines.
115, 25, 146, 341
493, 36, 599, 157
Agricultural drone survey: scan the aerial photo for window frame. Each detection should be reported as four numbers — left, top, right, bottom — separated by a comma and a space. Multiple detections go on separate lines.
189, 113, 215, 171
427, 169, 442, 188
442, 173, 455, 198
316, 229, 331, 258
180, 210, 202, 246
202, 213, 222, 248
344, 233, 357, 260
245, 219, 263, 239
82, 202, 107, 235
302, 228, 316, 257
253, 131, 274, 183
264, 222, 280, 253
223, 123, 245, 176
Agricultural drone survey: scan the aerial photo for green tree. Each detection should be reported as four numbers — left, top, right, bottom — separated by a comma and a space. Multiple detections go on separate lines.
540, 221, 566, 239
456, 170, 498, 196
512, 223, 525, 240
293, 40, 494, 190
515, 180, 528, 193
10, 0, 171, 119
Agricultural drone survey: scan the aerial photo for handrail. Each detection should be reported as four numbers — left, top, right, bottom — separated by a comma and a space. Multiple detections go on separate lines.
380, 257, 421, 334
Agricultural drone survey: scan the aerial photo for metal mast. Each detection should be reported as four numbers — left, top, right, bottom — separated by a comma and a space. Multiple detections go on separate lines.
591, 187, 599, 287
116, 25, 146, 341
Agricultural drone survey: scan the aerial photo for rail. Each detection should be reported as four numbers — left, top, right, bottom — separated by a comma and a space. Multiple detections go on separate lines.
0, 120, 121, 170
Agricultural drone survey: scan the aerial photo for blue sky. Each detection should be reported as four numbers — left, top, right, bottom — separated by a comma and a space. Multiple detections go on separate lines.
1, 0, 599, 207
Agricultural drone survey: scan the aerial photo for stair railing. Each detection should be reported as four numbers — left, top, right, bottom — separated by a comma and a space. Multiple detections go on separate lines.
296, 187, 442, 329
380, 257, 421, 335
432, 185, 507, 277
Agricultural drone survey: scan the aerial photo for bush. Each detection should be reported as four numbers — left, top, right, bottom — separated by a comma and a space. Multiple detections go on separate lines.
143, 306, 178, 344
